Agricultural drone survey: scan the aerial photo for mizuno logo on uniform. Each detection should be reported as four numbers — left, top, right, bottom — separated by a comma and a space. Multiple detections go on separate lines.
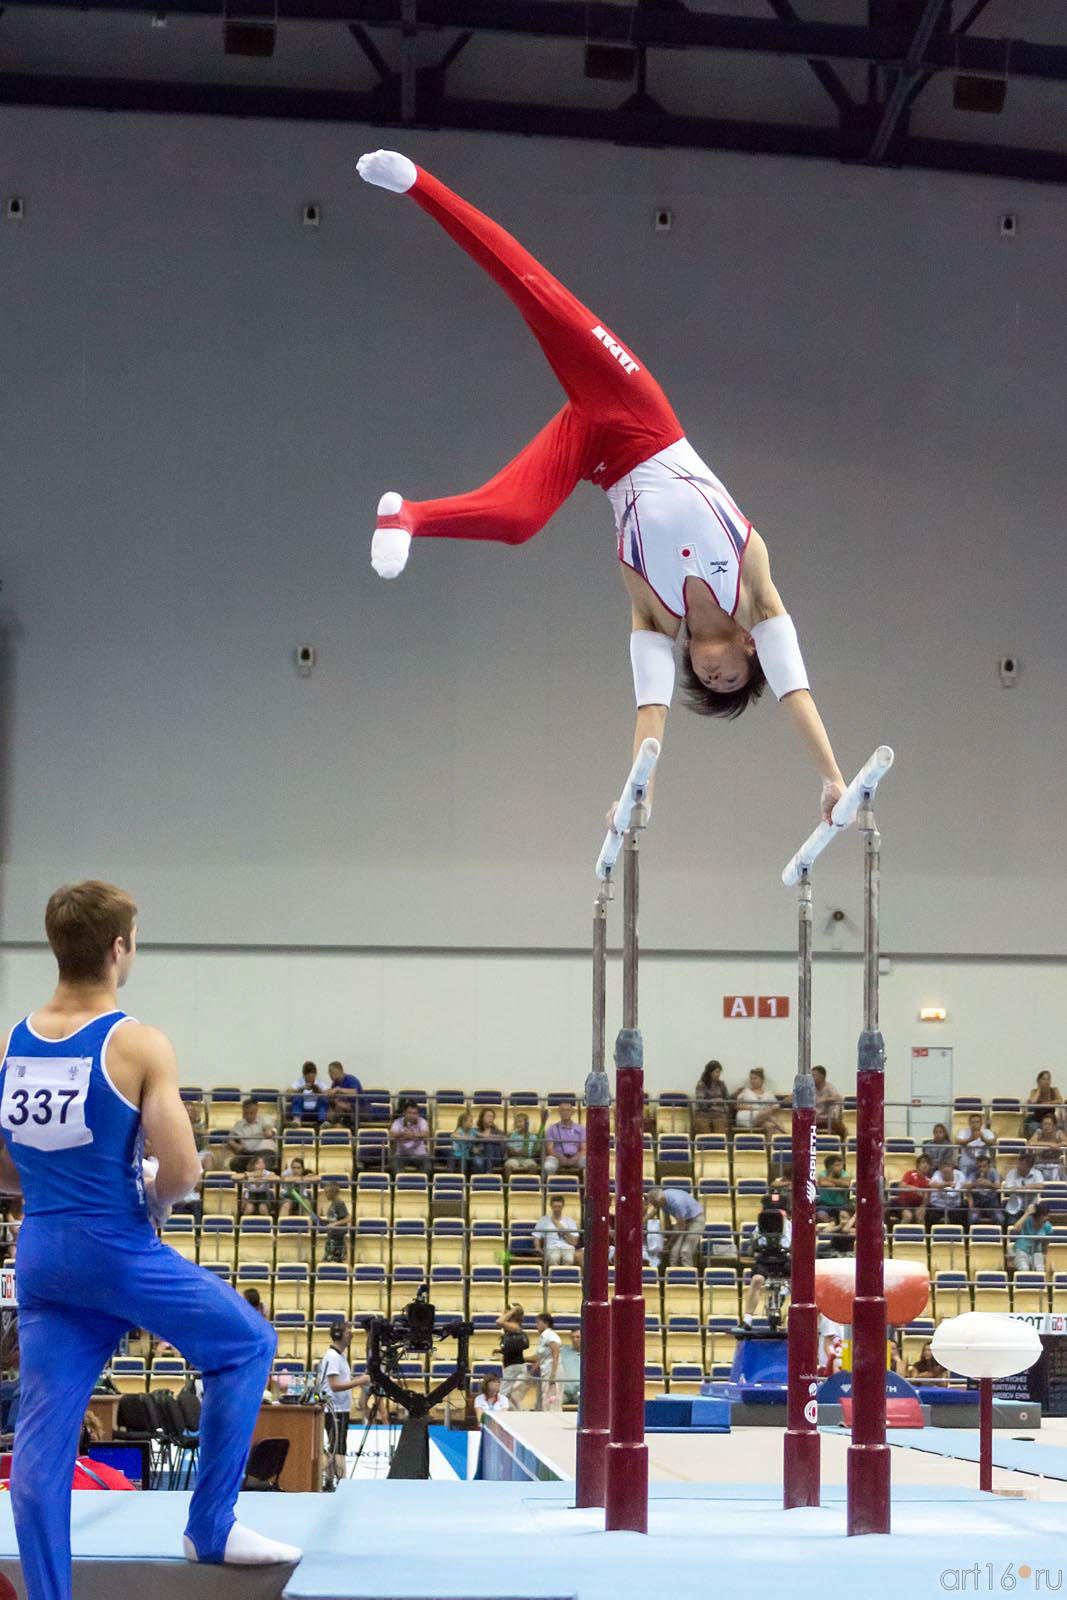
591, 326, 640, 374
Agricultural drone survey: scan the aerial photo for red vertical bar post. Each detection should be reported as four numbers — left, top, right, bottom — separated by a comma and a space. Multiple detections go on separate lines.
576, 1071, 611, 1505
605, 817, 648, 1533
979, 1377, 993, 1492
605, 1027, 647, 1532
847, 803, 890, 1536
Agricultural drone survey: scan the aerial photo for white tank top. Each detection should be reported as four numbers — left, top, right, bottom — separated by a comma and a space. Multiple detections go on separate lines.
606, 437, 751, 619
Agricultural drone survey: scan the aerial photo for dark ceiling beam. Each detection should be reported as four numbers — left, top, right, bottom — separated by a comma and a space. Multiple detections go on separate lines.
5, 1, 1067, 87
764, 0, 857, 120
900, 0, 997, 122
763, 0, 855, 120
399, 0, 416, 122
2, 69, 1066, 189
348, 21, 391, 83
869, 0, 947, 162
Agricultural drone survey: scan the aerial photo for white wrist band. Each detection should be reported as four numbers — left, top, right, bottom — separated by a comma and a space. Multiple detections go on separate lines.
751, 613, 809, 701
630, 630, 675, 707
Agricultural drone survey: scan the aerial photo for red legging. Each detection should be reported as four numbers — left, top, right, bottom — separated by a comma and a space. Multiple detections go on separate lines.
387, 169, 684, 544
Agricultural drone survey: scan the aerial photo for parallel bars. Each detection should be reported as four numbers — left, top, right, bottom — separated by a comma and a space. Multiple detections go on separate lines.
780, 744, 894, 1533
578, 737, 659, 1531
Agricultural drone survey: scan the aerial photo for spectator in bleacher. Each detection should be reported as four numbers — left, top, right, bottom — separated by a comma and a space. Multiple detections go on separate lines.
693, 1060, 730, 1135
817, 1312, 845, 1376
814, 1154, 850, 1221
474, 1375, 510, 1417
227, 1097, 278, 1172
955, 1112, 995, 1177
279, 1155, 315, 1219
559, 1329, 581, 1406
389, 1100, 432, 1177
893, 1153, 933, 1224
1027, 1113, 1067, 1179
533, 1194, 582, 1266
829, 1202, 856, 1254
644, 1207, 664, 1267
1003, 1149, 1045, 1220
240, 1155, 275, 1218
923, 1122, 954, 1170
531, 1313, 563, 1413
496, 1304, 529, 1400
543, 1101, 586, 1176
184, 1100, 207, 1152
289, 1059, 319, 1092
1025, 1071, 1064, 1136
1009, 1201, 1053, 1273
965, 1154, 1003, 1223
646, 1186, 704, 1268
908, 1341, 947, 1382
288, 1062, 328, 1127
319, 1181, 350, 1263
812, 1066, 845, 1137
926, 1158, 968, 1226
472, 1108, 506, 1173
242, 1287, 268, 1317
326, 1061, 362, 1128
504, 1111, 543, 1174
733, 1068, 787, 1135
450, 1111, 476, 1174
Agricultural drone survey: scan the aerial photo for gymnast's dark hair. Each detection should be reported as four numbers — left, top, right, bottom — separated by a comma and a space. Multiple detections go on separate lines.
680, 647, 766, 720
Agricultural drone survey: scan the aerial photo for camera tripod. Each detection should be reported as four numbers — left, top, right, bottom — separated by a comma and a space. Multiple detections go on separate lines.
343, 1380, 402, 1481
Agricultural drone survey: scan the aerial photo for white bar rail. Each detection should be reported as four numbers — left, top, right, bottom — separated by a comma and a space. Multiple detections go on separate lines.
781, 745, 895, 886
595, 737, 661, 881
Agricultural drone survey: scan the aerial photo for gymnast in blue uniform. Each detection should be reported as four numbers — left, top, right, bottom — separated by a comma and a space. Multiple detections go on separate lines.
0, 880, 301, 1599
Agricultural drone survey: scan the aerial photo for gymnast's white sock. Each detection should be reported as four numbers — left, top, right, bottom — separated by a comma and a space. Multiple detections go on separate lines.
357, 149, 417, 194
372, 491, 412, 579
183, 1523, 302, 1566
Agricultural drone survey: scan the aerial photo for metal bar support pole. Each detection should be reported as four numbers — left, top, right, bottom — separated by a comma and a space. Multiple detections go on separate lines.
784, 872, 820, 1507
605, 807, 648, 1534
847, 797, 890, 1535
576, 886, 612, 1508
979, 1377, 993, 1491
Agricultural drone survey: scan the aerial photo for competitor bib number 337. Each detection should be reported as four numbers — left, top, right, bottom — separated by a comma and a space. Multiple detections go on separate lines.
1, 1057, 93, 1151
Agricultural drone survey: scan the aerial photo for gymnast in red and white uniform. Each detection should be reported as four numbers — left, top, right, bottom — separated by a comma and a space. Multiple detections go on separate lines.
358, 150, 846, 822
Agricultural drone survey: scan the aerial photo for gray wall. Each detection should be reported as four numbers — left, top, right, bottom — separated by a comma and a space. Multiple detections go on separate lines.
1, 108, 1065, 955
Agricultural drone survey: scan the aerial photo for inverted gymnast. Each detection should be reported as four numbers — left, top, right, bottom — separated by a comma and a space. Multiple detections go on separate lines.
359, 150, 846, 823
0, 882, 301, 1600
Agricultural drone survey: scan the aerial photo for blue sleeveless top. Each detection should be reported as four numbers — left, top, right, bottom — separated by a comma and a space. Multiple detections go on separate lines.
0, 1011, 148, 1223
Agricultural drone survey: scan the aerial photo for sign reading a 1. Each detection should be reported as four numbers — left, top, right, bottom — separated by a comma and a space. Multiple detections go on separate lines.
722, 996, 790, 1019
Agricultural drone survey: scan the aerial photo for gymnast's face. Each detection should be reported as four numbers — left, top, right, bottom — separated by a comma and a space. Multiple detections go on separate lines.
688, 634, 756, 693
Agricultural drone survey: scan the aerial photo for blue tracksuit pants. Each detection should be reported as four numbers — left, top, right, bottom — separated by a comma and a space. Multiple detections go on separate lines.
12, 1215, 276, 1600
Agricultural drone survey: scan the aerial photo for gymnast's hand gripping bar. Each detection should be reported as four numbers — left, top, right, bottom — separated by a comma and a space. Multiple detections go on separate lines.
595, 737, 661, 881
781, 745, 895, 886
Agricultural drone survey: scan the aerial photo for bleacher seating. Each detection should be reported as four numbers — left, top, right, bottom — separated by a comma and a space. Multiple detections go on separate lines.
82, 1081, 1067, 1398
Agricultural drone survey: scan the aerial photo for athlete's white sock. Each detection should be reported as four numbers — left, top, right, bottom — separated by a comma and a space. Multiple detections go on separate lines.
357, 150, 417, 194
742, 1313, 753, 1327
183, 1523, 302, 1566
372, 491, 412, 579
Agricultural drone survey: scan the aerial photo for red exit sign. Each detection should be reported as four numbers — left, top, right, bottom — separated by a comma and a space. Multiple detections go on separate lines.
723, 995, 790, 1019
